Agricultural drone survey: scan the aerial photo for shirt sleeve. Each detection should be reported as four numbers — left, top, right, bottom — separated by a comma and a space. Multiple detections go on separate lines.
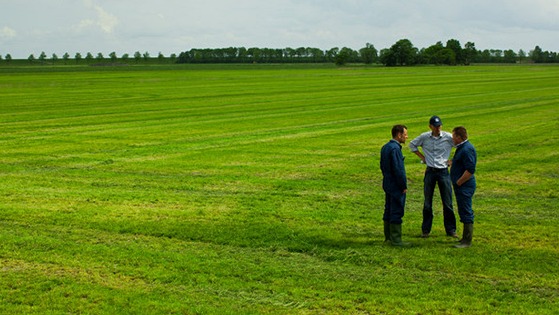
445, 132, 455, 148
464, 147, 476, 174
408, 134, 423, 152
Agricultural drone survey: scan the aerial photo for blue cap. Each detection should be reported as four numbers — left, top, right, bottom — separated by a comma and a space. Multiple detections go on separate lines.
429, 115, 442, 127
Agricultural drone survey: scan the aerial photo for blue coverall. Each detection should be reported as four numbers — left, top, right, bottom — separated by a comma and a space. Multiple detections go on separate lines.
380, 139, 407, 224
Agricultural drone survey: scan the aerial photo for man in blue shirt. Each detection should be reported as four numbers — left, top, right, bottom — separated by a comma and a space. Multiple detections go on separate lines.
409, 115, 457, 238
451, 126, 477, 248
380, 125, 411, 247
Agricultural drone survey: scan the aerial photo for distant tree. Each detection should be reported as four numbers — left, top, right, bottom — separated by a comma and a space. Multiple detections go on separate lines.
109, 51, 118, 62
420, 42, 444, 64
275, 48, 285, 62
294, 47, 305, 60
39, 51, 47, 63
335, 47, 353, 65
503, 49, 517, 63
477, 49, 491, 63
176, 51, 188, 63
28, 54, 35, 63
247, 47, 261, 62
381, 39, 418, 66
326, 47, 339, 63
122, 53, 129, 62
158, 52, 165, 63
549, 51, 558, 63
96, 52, 104, 61
143, 51, 150, 62
379, 48, 394, 66
518, 49, 526, 63
542, 50, 554, 63
169, 53, 177, 63
491, 49, 503, 63
283, 47, 295, 62
51, 53, 58, 64
5, 54, 12, 63
85, 52, 94, 63
530, 46, 544, 63
463, 42, 477, 65
75, 52, 82, 64
236, 47, 247, 63
396, 39, 417, 65
434, 48, 456, 65
359, 43, 378, 64
446, 39, 463, 64
134, 51, 142, 63
306, 48, 324, 63
63, 52, 70, 64
224, 47, 239, 63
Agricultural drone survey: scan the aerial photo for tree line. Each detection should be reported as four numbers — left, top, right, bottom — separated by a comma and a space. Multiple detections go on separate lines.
176, 40, 558, 65
2, 38, 558, 66
2, 51, 178, 65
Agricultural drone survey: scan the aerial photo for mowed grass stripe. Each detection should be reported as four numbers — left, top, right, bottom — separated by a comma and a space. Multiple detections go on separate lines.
4, 73, 554, 147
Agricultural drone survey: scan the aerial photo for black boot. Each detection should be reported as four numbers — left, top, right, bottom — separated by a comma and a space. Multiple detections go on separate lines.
390, 224, 412, 247
384, 221, 391, 243
454, 223, 473, 248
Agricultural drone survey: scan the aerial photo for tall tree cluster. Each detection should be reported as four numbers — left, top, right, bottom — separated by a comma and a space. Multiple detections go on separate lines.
379, 40, 558, 66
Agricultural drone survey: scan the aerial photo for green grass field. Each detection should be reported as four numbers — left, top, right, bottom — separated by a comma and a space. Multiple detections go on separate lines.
0, 64, 558, 314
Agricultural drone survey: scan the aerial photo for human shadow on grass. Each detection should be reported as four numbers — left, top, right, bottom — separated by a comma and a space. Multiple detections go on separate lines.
106, 218, 430, 254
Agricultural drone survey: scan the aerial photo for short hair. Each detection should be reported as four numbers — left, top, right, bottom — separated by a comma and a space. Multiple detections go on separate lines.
452, 126, 468, 140
392, 124, 407, 138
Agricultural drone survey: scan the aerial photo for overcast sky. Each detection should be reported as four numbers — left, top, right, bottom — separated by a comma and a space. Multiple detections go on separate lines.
1, 0, 558, 58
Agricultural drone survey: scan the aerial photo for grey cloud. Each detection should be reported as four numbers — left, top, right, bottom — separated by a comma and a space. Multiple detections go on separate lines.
1, 0, 558, 58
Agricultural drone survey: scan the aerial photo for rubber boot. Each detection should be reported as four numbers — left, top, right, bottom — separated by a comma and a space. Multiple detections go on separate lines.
390, 224, 412, 247
384, 221, 391, 244
454, 223, 473, 248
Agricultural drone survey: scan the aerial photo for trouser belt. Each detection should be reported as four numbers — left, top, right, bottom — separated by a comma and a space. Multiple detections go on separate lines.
427, 167, 448, 171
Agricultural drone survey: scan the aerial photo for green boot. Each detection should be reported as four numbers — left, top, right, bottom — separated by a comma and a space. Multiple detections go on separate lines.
454, 223, 473, 248
384, 221, 391, 244
390, 224, 412, 247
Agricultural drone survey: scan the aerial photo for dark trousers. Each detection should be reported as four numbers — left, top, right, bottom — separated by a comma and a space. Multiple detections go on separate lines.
422, 168, 457, 234
383, 191, 406, 224
454, 182, 476, 224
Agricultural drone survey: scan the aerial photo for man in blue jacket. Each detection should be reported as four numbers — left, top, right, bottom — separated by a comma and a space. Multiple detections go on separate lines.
450, 126, 477, 248
380, 125, 411, 247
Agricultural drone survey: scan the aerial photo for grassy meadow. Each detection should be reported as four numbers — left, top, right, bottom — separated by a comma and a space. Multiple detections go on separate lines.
0, 63, 558, 314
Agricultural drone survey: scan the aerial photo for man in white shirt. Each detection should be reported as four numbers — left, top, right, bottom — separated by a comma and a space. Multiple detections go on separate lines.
409, 116, 458, 238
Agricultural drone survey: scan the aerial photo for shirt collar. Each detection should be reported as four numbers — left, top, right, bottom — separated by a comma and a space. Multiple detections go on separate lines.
456, 139, 469, 147
430, 130, 445, 138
